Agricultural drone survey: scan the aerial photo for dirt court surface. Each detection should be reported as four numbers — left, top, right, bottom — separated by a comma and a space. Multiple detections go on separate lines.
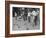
12, 17, 40, 31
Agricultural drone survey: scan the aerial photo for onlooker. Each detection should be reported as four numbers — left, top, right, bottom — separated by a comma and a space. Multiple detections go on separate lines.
28, 10, 31, 23
32, 10, 39, 26
15, 12, 17, 20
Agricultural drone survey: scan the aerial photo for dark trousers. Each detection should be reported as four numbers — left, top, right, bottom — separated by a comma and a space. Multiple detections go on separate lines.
34, 16, 38, 25
23, 15, 27, 21
28, 16, 30, 22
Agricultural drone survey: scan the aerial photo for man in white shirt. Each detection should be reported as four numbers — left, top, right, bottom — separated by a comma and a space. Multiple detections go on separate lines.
31, 10, 39, 26
15, 12, 17, 20
28, 11, 31, 23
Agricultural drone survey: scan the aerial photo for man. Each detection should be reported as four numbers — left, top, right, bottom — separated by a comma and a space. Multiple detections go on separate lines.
23, 8, 28, 21
28, 9, 31, 23
15, 12, 17, 20
32, 10, 39, 26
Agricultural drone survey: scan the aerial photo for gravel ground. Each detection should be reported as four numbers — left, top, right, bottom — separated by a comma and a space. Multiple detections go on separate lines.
12, 16, 40, 31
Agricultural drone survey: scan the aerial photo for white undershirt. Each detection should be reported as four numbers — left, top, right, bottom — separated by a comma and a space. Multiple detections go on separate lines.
28, 12, 31, 16
15, 12, 17, 16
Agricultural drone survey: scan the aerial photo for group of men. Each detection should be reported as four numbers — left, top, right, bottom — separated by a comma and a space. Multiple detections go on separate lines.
27, 9, 39, 26
15, 8, 39, 26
